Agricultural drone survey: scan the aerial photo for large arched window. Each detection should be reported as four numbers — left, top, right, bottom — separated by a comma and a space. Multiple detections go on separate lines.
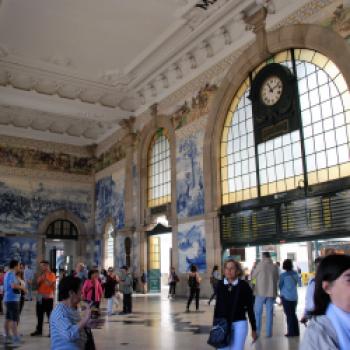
147, 128, 171, 208
46, 219, 78, 240
221, 49, 350, 205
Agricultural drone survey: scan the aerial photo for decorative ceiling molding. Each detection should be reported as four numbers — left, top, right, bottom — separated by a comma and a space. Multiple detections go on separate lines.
136, 0, 335, 119
0, 105, 117, 141
0, 0, 336, 147
0, 58, 138, 111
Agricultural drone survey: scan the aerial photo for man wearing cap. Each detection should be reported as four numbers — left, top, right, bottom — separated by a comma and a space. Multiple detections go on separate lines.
119, 266, 133, 314
31, 260, 56, 336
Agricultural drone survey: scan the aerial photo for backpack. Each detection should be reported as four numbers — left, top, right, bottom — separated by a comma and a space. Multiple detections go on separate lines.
188, 275, 198, 289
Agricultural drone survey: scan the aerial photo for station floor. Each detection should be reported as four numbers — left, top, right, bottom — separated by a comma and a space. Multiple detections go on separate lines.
1, 289, 307, 350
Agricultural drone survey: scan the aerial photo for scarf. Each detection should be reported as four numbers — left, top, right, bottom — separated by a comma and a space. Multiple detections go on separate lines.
326, 303, 350, 350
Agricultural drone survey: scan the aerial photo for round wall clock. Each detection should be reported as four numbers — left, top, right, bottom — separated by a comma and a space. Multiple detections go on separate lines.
249, 62, 300, 143
260, 75, 283, 106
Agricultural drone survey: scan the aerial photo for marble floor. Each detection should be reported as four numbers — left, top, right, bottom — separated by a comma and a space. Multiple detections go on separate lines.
1, 290, 306, 350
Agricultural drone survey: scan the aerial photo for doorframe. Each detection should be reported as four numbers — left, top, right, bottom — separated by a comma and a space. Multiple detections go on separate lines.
146, 223, 172, 293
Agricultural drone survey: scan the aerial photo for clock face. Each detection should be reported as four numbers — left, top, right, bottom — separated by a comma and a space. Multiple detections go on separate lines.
260, 75, 283, 106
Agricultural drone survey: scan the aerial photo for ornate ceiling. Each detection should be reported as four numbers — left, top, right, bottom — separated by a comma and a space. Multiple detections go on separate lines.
0, 0, 336, 146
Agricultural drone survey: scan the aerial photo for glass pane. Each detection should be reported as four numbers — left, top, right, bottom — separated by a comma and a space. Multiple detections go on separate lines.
148, 134, 171, 207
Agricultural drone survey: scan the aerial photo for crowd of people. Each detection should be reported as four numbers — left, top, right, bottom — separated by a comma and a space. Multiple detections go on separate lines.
206, 252, 350, 350
0, 253, 349, 349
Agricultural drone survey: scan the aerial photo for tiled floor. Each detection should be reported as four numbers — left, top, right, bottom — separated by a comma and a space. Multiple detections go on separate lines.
1, 290, 306, 349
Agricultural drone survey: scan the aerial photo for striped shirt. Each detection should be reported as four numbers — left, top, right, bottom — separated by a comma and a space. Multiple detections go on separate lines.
50, 303, 86, 350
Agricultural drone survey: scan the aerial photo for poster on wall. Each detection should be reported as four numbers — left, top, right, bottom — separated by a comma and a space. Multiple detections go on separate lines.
178, 220, 207, 273
0, 237, 37, 267
95, 173, 125, 235
176, 127, 205, 219
0, 177, 92, 234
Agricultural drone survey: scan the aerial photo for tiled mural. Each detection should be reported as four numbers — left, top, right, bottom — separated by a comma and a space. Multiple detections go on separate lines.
176, 119, 206, 218
95, 173, 125, 235
0, 177, 92, 234
94, 143, 126, 172
116, 235, 126, 269
177, 220, 206, 273
85, 239, 102, 267
0, 144, 94, 175
132, 231, 139, 274
93, 239, 101, 267
0, 237, 37, 267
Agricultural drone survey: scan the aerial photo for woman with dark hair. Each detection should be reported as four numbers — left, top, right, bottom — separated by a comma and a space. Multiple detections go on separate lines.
50, 276, 92, 349
279, 259, 299, 337
82, 270, 103, 309
213, 259, 257, 350
168, 267, 179, 299
186, 264, 201, 312
208, 265, 220, 305
300, 254, 350, 350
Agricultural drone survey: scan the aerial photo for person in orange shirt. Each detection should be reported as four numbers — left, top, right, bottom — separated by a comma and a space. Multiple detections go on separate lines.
31, 260, 56, 337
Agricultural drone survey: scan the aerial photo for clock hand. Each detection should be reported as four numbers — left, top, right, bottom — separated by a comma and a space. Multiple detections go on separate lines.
267, 82, 274, 93
271, 83, 281, 91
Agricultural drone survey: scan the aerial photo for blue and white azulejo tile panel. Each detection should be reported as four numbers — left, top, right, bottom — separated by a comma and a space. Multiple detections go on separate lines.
0, 237, 37, 267
177, 220, 207, 273
0, 177, 92, 234
95, 173, 125, 235
176, 123, 205, 219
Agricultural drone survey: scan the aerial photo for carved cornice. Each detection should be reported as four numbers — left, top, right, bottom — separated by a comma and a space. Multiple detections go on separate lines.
270, 0, 334, 28
171, 83, 217, 130
0, 105, 117, 141
137, 0, 336, 119
0, 59, 137, 111
331, 4, 350, 38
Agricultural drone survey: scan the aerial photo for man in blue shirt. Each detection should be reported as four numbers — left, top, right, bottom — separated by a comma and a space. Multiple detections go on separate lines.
3, 260, 26, 346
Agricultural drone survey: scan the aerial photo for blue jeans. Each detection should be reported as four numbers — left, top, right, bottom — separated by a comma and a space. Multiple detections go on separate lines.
254, 295, 275, 337
220, 320, 248, 350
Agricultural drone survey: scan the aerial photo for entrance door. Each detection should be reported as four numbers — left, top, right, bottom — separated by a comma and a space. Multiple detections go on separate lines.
148, 235, 161, 292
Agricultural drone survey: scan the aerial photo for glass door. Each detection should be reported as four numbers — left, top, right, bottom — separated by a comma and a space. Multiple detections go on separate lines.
148, 235, 161, 292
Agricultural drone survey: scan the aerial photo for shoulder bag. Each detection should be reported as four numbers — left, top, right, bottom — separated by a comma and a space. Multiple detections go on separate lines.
207, 281, 241, 349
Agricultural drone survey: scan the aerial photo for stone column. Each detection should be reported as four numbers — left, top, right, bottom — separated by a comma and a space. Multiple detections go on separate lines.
119, 117, 137, 229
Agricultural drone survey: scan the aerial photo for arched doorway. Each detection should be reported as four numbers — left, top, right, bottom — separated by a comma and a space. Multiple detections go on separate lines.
146, 216, 172, 293
45, 219, 78, 274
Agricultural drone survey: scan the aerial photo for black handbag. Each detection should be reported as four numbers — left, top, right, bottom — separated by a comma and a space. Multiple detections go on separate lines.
207, 281, 241, 348
207, 317, 231, 348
